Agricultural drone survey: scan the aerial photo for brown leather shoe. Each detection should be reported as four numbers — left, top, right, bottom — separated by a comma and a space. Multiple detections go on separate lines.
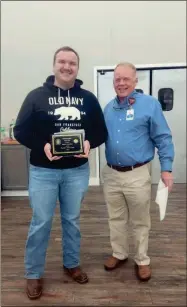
26, 279, 43, 300
63, 266, 89, 284
104, 255, 128, 271
135, 264, 151, 281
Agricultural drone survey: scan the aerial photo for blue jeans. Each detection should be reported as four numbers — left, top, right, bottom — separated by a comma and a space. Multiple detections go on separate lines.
25, 162, 90, 279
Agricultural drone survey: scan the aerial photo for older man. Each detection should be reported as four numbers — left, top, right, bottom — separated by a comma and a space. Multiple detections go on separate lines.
102, 62, 174, 281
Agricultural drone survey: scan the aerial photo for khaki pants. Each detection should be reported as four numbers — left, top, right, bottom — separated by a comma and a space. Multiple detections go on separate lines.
102, 163, 151, 265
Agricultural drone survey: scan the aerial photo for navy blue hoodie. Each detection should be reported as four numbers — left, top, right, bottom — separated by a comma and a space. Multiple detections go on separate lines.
13, 75, 108, 169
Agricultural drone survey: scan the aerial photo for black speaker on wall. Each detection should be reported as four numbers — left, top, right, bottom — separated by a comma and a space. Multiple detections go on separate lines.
158, 88, 174, 111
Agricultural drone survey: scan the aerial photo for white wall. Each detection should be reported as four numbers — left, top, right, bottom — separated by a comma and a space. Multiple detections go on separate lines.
1, 0, 186, 179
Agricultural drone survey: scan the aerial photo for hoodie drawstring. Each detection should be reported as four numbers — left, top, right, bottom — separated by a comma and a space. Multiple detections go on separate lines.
58, 88, 71, 107
58, 88, 60, 101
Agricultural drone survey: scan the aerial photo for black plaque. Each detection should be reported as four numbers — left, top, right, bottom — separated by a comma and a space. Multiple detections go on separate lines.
51, 130, 85, 156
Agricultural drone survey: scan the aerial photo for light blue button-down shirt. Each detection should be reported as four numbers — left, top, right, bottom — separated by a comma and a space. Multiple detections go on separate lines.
103, 90, 174, 171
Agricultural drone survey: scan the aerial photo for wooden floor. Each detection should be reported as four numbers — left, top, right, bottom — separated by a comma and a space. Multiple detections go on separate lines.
1, 184, 186, 306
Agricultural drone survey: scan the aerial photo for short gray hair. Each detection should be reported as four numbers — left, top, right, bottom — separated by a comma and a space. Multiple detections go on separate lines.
114, 62, 136, 73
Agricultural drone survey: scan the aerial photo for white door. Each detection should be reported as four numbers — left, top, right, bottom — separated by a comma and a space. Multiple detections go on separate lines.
151, 68, 186, 183
97, 70, 151, 183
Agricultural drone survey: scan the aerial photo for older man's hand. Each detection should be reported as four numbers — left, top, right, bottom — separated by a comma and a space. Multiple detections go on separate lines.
161, 171, 174, 192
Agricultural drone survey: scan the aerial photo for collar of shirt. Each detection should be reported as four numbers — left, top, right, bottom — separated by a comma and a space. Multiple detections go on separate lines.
114, 90, 137, 109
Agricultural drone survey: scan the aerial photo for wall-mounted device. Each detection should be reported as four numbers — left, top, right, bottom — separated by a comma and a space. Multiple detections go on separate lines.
135, 89, 144, 93
158, 88, 174, 111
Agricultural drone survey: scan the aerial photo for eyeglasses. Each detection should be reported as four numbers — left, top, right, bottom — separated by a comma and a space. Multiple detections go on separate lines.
113, 103, 127, 110
113, 96, 136, 110
113, 100, 132, 111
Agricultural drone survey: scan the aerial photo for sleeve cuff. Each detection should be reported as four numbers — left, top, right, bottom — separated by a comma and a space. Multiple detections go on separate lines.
161, 161, 172, 172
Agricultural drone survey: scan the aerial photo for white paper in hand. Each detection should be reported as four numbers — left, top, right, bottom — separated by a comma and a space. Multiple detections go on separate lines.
155, 179, 168, 221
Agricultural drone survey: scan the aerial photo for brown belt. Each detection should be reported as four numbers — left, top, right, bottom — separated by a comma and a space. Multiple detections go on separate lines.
107, 161, 148, 172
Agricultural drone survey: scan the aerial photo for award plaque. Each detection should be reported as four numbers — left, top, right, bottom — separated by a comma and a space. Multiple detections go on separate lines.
51, 129, 85, 156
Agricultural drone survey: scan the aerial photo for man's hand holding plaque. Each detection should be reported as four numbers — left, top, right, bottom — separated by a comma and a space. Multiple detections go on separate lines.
74, 140, 90, 158
49, 129, 90, 158
44, 143, 63, 161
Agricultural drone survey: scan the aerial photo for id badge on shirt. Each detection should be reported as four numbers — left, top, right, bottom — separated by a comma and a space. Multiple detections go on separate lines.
126, 109, 134, 120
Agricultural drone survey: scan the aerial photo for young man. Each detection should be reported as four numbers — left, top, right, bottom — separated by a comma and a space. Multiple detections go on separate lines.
14, 46, 108, 299
102, 62, 174, 281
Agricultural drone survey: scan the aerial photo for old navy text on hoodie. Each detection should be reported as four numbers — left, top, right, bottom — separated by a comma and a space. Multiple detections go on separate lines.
13, 75, 108, 169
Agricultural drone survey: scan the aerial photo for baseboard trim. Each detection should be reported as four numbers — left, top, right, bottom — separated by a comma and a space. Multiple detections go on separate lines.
1, 190, 29, 197
1, 177, 100, 197
89, 177, 100, 186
